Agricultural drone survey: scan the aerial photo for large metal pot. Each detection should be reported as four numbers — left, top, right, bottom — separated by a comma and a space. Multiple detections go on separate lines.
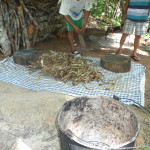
57, 96, 139, 150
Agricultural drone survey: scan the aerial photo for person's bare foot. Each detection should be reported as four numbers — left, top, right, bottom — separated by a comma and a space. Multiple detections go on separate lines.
130, 55, 140, 61
130, 52, 140, 61
115, 49, 122, 55
130, 53, 140, 61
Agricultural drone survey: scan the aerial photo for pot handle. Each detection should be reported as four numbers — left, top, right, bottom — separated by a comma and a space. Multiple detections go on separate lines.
113, 95, 150, 114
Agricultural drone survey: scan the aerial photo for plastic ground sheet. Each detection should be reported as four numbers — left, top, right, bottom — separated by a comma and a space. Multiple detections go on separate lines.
0, 57, 146, 106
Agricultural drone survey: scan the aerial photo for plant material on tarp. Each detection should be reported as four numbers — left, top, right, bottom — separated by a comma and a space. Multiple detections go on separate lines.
28, 50, 103, 86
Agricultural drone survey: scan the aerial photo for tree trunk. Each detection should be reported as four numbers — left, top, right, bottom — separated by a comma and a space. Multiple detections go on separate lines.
100, 55, 131, 73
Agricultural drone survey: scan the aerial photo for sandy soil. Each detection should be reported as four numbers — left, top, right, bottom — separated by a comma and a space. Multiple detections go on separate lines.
0, 29, 150, 149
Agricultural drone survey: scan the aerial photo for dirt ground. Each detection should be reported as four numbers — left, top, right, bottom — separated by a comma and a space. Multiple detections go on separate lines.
0, 28, 150, 149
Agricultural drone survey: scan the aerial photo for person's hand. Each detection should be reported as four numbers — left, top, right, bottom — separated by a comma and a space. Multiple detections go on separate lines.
74, 26, 82, 34
79, 23, 87, 34
80, 25, 86, 34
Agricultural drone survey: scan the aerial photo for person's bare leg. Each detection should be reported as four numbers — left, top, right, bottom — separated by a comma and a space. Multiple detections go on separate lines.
72, 31, 77, 46
116, 33, 128, 54
132, 35, 141, 56
67, 30, 75, 53
130, 35, 141, 61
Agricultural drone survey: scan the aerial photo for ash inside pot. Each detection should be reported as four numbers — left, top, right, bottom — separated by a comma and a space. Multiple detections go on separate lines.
58, 96, 139, 148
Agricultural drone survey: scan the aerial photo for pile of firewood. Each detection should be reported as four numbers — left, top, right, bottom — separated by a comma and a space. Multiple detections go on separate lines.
0, 0, 64, 56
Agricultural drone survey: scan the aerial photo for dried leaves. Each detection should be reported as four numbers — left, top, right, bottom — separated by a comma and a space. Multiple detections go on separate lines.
29, 50, 103, 86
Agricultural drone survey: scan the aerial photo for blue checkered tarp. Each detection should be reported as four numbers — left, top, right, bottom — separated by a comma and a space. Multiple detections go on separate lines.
0, 57, 146, 106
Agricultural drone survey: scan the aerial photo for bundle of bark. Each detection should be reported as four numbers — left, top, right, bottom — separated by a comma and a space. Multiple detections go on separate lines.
28, 50, 103, 86
0, 0, 64, 56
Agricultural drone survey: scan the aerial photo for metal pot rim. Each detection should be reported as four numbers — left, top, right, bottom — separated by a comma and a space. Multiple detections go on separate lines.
57, 96, 140, 150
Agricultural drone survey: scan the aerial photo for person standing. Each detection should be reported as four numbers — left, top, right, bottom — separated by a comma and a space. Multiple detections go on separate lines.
59, 0, 93, 57
116, 0, 150, 61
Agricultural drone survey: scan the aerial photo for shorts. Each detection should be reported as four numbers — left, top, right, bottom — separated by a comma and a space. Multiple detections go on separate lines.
65, 16, 83, 31
123, 19, 149, 35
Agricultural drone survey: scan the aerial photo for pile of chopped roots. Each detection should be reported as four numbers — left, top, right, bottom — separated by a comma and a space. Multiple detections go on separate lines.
29, 51, 103, 86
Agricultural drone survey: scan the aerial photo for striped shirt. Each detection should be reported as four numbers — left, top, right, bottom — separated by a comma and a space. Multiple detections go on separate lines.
126, 0, 150, 22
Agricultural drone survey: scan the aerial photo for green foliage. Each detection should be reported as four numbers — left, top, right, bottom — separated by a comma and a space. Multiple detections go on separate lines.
142, 33, 150, 51
142, 33, 150, 39
140, 147, 150, 150
142, 31, 150, 51
91, 0, 125, 29
145, 47, 150, 51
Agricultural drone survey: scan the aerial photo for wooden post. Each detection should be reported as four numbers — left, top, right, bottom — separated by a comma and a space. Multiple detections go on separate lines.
19, 0, 38, 46
17, 6, 31, 49
78, 34, 86, 48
